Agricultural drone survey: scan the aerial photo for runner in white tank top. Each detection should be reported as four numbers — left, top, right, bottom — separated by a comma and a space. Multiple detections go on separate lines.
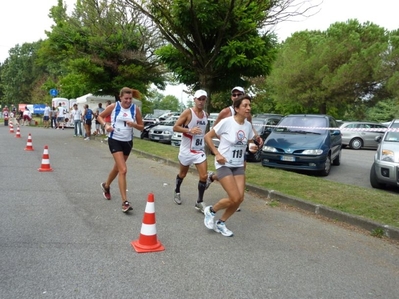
178, 108, 207, 157
172, 89, 214, 213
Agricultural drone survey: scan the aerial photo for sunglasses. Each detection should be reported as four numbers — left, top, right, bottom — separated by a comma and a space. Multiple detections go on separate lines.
196, 97, 207, 101
231, 93, 243, 97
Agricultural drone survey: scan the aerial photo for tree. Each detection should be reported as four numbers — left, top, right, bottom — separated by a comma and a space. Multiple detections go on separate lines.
125, 0, 320, 110
0, 41, 48, 105
38, 0, 166, 100
158, 95, 179, 111
267, 20, 389, 117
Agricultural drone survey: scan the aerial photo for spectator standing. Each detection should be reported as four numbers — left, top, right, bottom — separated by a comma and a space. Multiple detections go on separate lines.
22, 107, 32, 126
97, 87, 144, 213
50, 106, 57, 129
172, 89, 214, 213
203, 94, 257, 237
43, 103, 50, 128
95, 103, 105, 135
2, 106, 9, 126
70, 103, 83, 137
10, 105, 16, 126
56, 103, 66, 130
83, 104, 93, 140
16, 109, 23, 125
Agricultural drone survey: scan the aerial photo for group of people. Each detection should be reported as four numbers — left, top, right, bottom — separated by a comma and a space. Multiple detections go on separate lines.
2, 104, 33, 126
95, 85, 263, 238
42, 101, 110, 141
173, 86, 262, 237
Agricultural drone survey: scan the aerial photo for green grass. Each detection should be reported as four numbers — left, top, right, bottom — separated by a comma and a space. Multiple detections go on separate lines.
133, 138, 399, 228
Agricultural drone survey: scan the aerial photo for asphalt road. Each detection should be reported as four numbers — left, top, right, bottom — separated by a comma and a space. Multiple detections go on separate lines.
1, 126, 398, 299
325, 148, 376, 188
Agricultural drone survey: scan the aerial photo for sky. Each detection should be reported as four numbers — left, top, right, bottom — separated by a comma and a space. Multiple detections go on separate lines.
0, 0, 398, 101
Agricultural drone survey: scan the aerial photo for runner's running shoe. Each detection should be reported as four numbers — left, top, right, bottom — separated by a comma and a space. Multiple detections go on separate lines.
194, 201, 206, 214
101, 182, 111, 200
122, 201, 133, 213
174, 192, 182, 205
204, 206, 215, 229
214, 221, 234, 237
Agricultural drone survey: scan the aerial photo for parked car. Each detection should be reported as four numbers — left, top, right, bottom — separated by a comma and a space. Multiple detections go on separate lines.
340, 121, 387, 150
370, 119, 399, 189
247, 115, 283, 162
141, 122, 159, 139
171, 131, 182, 147
261, 114, 342, 176
148, 116, 179, 143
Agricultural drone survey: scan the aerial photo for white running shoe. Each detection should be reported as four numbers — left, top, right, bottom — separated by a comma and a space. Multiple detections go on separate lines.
214, 221, 234, 237
174, 192, 182, 205
204, 206, 215, 229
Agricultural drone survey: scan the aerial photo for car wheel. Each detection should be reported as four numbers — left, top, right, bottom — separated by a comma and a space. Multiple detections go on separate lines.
332, 149, 341, 166
319, 155, 331, 176
349, 138, 363, 150
370, 163, 385, 189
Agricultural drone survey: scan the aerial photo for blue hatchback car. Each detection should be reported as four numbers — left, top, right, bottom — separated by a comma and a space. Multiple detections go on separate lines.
260, 114, 342, 176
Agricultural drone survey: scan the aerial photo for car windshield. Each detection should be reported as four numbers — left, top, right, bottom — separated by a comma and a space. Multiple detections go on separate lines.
384, 132, 399, 142
276, 116, 327, 134
160, 120, 176, 126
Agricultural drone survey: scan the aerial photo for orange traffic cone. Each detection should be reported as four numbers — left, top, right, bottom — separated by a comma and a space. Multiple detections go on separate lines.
24, 133, 34, 151
15, 126, 21, 138
38, 145, 53, 172
9, 122, 14, 133
131, 193, 165, 253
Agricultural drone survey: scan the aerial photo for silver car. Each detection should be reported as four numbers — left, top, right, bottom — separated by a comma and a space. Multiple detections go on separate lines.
148, 116, 179, 144
340, 121, 387, 150
370, 119, 399, 189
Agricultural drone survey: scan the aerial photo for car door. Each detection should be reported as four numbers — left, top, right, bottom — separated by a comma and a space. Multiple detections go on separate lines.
329, 117, 342, 158
362, 124, 386, 148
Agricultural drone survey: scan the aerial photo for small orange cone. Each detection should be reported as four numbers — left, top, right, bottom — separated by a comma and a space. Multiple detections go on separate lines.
15, 126, 21, 138
131, 193, 165, 253
38, 145, 53, 172
9, 122, 14, 133
24, 133, 34, 151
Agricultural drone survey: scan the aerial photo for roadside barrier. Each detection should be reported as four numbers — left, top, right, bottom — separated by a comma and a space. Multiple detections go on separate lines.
131, 193, 165, 253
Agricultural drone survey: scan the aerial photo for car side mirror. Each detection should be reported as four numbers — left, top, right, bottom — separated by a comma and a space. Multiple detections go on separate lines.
375, 135, 382, 143
331, 130, 341, 136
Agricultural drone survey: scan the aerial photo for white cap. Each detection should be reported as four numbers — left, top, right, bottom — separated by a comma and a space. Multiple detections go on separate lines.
231, 86, 245, 94
194, 89, 207, 99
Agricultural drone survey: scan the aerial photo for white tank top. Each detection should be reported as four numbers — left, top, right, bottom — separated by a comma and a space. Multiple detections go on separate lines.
179, 108, 208, 153
109, 102, 136, 142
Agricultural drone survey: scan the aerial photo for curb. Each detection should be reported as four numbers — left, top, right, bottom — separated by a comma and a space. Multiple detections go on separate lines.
245, 184, 399, 241
94, 137, 399, 242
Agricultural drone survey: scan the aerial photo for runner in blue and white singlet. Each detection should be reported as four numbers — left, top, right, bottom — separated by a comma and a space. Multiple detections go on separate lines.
109, 101, 137, 142
97, 87, 144, 213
